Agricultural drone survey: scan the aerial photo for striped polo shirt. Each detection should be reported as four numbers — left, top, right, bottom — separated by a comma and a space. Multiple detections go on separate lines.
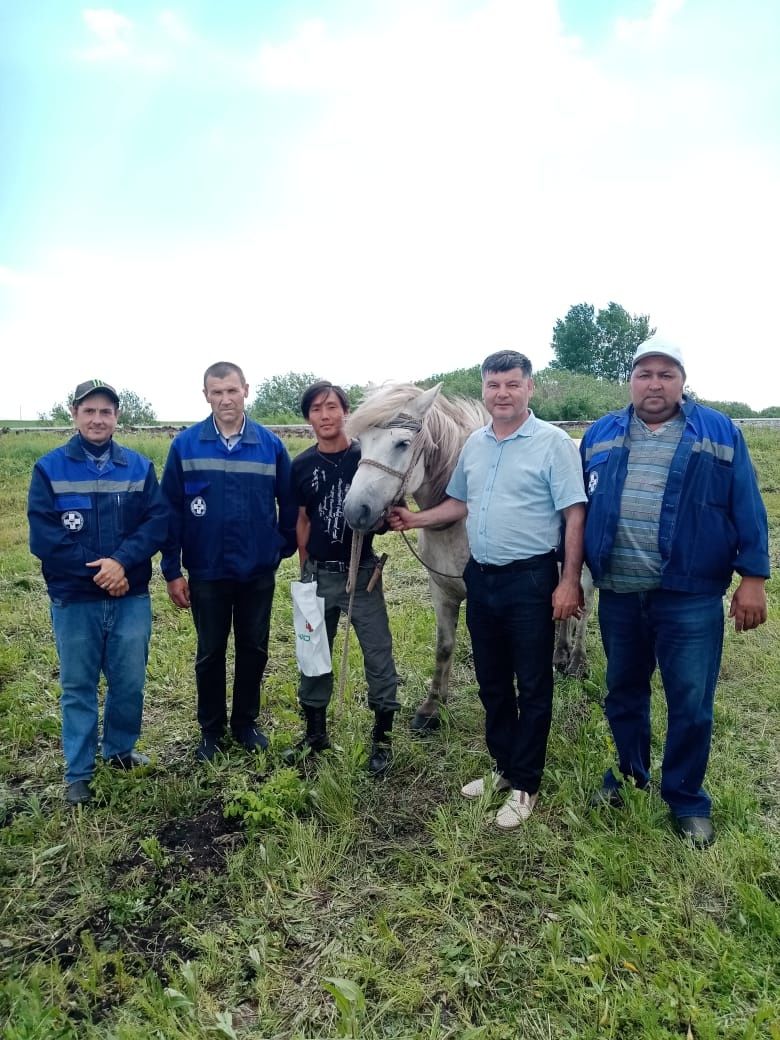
599, 411, 685, 592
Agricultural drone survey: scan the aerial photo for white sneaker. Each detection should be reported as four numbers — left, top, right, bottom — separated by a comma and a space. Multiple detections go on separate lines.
494, 789, 538, 830
460, 773, 511, 800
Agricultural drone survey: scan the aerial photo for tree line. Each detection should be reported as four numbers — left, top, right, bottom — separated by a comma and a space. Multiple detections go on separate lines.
38, 303, 780, 423
39, 390, 158, 426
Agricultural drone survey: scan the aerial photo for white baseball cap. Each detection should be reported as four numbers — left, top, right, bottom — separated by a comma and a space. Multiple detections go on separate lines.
632, 335, 686, 372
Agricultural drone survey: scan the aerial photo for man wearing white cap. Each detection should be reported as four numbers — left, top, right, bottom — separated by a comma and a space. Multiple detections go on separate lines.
580, 336, 770, 846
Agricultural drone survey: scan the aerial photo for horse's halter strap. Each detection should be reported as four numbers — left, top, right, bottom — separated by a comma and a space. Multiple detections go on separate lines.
357, 413, 426, 500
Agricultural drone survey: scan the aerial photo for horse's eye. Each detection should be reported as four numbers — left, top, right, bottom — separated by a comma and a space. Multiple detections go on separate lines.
395, 439, 412, 451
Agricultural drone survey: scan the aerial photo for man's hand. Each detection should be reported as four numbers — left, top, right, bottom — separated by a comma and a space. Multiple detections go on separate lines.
729, 576, 767, 632
388, 506, 417, 531
167, 577, 191, 609
552, 577, 584, 621
108, 577, 130, 597
87, 557, 126, 594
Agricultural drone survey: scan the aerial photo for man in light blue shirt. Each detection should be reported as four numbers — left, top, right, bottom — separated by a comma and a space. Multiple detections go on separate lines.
390, 351, 586, 830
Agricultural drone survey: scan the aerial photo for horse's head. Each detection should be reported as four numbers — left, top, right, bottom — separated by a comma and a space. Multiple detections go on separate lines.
344, 384, 441, 533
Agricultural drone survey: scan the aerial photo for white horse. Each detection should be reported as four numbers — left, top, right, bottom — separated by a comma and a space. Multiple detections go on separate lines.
343, 383, 591, 733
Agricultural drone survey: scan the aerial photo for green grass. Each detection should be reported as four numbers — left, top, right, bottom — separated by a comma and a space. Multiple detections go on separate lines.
0, 431, 778, 1038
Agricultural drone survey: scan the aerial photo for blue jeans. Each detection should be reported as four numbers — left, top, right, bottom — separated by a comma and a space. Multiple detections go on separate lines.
463, 554, 559, 794
598, 588, 724, 818
51, 594, 152, 784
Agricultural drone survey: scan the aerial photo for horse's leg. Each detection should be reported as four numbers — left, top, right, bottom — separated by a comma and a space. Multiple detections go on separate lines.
411, 588, 462, 734
553, 562, 572, 673
553, 618, 572, 674
564, 566, 594, 678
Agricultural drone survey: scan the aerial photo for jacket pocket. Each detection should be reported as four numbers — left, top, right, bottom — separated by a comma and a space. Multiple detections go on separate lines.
54, 494, 92, 535
184, 481, 211, 520
184, 480, 210, 496
583, 452, 609, 501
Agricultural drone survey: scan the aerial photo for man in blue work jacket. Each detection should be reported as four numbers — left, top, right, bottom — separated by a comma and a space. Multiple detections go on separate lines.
161, 362, 297, 762
28, 380, 167, 806
581, 336, 770, 846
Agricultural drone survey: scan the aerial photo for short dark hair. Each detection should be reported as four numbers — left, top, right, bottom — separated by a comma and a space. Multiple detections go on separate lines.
481, 351, 533, 378
300, 380, 350, 420
203, 362, 246, 387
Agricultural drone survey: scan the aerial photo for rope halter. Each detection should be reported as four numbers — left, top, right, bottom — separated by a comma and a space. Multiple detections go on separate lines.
356, 413, 426, 500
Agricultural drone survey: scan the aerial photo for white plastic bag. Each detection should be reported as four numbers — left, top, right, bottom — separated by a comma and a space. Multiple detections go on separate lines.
291, 580, 332, 676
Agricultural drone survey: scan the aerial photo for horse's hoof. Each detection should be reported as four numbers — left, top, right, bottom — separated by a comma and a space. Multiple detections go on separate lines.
566, 657, 589, 679
410, 713, 441, 734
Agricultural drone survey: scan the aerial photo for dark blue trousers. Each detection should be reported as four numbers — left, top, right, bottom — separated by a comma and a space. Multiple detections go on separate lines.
598, 588, 724, 818
464, 554, 558, 794
189, 574, 276, 738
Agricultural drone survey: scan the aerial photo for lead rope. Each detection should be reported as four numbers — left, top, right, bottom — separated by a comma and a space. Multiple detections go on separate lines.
335, 530, 364, 712
399, 528, 464, 580
334, 416, 420, 709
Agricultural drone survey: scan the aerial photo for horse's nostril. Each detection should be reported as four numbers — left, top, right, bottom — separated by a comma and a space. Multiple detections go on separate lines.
344, 499, 372, 532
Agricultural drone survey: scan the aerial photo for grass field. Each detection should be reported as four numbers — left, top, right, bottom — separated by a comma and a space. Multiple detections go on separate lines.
1, 430, 778, 1039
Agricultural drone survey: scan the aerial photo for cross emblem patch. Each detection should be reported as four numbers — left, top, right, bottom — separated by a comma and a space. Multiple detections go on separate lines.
62, 511, 84, 531
190, 496, 207, 517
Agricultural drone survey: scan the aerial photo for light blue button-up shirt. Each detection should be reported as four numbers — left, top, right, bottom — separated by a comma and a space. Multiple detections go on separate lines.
446, 412, 586, 565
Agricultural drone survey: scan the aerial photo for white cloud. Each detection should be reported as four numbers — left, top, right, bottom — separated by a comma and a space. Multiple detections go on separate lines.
80, 8, 134, 61
76, 7, 189, 67
615, 0, 685, 43
0, 265, 29, 289
157, 9, 191, 45
4, 0, 778, 417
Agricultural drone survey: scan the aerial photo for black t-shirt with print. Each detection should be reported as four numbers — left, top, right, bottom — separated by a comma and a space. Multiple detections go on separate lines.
291, 442, 374, 565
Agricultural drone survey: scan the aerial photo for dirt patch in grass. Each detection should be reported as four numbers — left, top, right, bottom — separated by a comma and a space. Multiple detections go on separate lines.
364, 769, 450, 844
36, 800, 245, 991
107, 797, 244, 881
51, 905, 193, 978
0, 800, 26, 828
156, 797, 244, 873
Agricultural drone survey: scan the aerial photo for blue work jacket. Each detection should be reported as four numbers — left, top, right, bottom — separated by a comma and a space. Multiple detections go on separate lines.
160, 417, 297, 583
28, 436, 167, 603
580, 399, 770, 595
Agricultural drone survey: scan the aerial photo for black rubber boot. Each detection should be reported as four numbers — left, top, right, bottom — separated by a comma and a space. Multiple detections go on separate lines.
368, 710, 395, 776
284, 705, 330, 764
304, 705, 330, 752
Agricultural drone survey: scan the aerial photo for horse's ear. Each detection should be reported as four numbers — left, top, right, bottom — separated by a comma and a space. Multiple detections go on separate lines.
406, 383, 441, 420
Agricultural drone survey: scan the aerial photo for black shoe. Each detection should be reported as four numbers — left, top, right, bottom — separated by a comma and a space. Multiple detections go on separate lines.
196, 734, 225, 763
368, 709, 395, 777
108, 750, 150, 770
368, 742, 393, 776
677, 816, 715, 847
234, 727, 269, 753
589, 785, 624, 809
66, 779, 93, 805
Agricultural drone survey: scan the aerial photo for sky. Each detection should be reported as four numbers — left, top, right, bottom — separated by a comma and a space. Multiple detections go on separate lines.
1, 0, 779, 420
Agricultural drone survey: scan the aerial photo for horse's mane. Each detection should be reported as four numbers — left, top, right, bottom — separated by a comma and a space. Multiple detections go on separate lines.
348, 383, 488, 505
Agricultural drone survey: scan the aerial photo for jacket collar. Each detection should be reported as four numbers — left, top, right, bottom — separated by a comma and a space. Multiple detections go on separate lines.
619, 395, 694, 430
198, 415, 261, 443
65, 434, 127, 465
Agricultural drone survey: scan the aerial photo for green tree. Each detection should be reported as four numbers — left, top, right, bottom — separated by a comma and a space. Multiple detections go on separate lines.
38, 399, 73, 424
39, 389, 157, 425
249, 372, 365, 422
419, 365, 483, 399
248, 372, 321, 422
550, 303, 599, 376
117, 389, 157, 425
596, 302, 653, 382
551, 301, 654, 382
